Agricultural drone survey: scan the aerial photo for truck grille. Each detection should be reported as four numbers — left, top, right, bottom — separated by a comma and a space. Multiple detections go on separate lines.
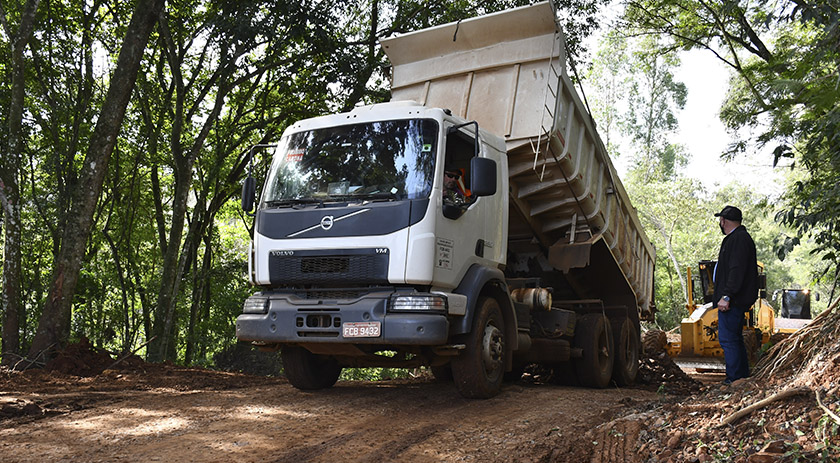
268, 249, 389, 286
301, 257, 349, 274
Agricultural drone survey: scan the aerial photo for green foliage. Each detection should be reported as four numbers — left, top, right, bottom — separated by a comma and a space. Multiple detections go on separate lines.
586, 7, 836, 326
339, 367, 413, 382
624, 0, 840, 297
621, 36, 688, 181
585, 29, 629, 156
624, 174, 720, 327
337, 351, 416, 381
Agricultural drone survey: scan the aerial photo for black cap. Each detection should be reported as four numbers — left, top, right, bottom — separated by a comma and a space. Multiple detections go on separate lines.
715, 205, 742, 222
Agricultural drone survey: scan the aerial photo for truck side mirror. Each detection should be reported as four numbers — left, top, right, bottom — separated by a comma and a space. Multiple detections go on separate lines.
242, 176, 256, 213
470, 157, 496, 197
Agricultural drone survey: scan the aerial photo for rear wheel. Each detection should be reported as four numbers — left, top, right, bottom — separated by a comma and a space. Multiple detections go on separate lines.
282, 345, 342, 390
451, 297, 506, 399
574, 314, 614, 388
610, 317, 640, 386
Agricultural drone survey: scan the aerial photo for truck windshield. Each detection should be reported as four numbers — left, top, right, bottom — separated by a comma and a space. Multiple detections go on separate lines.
262, 119, 438, 205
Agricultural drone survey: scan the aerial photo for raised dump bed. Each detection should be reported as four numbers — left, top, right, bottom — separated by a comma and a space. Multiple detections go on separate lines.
381, 1, 656, 321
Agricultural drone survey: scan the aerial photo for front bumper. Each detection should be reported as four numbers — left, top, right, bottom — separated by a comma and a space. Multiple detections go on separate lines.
235, 292, 450, 345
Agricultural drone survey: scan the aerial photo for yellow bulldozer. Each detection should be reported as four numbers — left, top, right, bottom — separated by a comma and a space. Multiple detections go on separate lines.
644, 260, 815, 370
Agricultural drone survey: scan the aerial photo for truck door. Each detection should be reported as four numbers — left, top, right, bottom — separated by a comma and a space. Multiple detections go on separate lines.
432, 124, 491, 288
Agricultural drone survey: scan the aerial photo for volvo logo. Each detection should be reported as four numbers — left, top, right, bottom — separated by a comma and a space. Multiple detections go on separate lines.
287, 209, 370, 238
320, 215, 334, 230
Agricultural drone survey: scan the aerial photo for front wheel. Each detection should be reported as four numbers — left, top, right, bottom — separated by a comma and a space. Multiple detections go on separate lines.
451, 297, 506, 399
282, 345, 342, 390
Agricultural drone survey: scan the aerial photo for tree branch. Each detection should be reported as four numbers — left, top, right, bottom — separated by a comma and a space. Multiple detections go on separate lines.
695, 0, 769, 109
816, 389, 840, 426
719, 387, 811, 426
623, 1, 740, 70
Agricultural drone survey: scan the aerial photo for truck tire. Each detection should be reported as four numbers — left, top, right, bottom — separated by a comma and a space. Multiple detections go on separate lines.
643, 329, 667, 356
573, 314, 614, 388
451, 296, 506, 399
610, 317, 640, 386
281, 346, 342, 390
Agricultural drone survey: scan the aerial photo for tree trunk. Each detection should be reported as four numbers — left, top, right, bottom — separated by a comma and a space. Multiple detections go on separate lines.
148, 30, 234, 360
647, 214, 687, 307
341, 0, 379, 111
0, 0, 40, 366
184, 224, 212, 365
27, 0, 166, 359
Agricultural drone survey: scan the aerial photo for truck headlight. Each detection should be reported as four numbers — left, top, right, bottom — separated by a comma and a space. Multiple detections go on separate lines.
243, 294, 269, 314
389, 294, 447, 313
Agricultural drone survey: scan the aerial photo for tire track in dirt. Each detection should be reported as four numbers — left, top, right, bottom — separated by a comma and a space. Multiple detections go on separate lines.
587, 419, 645, 463
271, 430, 366, 463
366, 424, 442, 461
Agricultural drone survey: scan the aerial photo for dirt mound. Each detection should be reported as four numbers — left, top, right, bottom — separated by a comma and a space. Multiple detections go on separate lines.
213, 342, 284, 376
580, 306, 840, 462
1, 338, 283, 400
637, 351, 702, 396
44, 337, 116, 376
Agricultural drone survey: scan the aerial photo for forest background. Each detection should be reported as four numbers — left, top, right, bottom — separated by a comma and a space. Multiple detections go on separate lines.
1, 0, 838, 369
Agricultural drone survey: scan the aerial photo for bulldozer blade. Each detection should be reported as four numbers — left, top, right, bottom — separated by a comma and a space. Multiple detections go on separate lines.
673, 356, 726, 371
774, 317, 811, 333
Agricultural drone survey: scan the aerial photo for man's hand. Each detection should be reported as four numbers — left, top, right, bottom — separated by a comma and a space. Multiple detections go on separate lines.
718, 298, 730, 312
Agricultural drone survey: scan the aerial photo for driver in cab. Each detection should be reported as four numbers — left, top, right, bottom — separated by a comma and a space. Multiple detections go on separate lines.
443, 166, 471, 207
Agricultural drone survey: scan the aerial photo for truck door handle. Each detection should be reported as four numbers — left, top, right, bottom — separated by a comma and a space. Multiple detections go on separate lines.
475, 239, 485, 258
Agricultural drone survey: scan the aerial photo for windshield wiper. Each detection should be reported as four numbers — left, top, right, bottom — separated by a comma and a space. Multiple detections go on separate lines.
265, 198, 325, 209
362, 191, 402, 201
327, 192, 402, 203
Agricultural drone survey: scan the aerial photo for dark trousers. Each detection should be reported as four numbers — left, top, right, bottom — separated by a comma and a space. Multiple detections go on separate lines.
718, 307, 751, 382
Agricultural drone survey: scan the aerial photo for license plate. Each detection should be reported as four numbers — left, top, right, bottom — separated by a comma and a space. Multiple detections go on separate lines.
342, 322, 381, 338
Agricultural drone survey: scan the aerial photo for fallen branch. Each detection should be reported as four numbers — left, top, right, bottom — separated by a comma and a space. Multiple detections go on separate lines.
720, 387, 811, 426
14, 343, 56, 371
104, 336, 157, 371
815, 389, 840, 426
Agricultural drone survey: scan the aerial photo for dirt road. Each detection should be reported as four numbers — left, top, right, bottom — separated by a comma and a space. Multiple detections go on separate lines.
0, 364, 660, 463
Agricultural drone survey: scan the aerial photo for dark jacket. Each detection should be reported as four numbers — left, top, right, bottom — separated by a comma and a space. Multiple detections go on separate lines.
713, 225, 758, 310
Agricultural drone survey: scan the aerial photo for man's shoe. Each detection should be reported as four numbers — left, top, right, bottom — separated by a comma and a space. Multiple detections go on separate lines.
722, 379, 733, 385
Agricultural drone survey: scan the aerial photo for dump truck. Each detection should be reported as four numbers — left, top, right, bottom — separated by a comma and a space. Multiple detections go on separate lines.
236, 1, 656, 398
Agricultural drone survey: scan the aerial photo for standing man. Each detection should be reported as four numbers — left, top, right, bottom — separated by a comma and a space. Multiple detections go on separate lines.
713, 205, 759, 384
